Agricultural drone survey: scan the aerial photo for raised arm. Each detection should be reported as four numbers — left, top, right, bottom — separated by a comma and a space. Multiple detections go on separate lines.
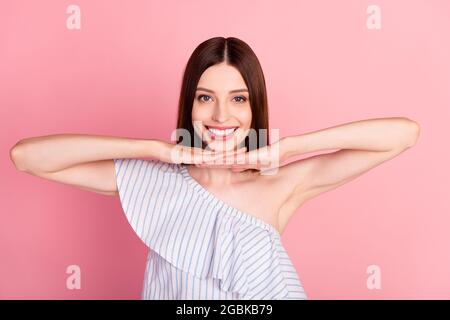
9, 134, 165, 196
276, 117, 420, 224
9, 133, 243, 196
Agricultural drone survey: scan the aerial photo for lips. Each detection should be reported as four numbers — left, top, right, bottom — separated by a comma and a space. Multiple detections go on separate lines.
206, 125, 238, 130
204, 125, 238, 140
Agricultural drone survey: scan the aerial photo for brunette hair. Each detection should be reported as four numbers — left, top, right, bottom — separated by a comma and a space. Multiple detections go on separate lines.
175, 37, 269, 151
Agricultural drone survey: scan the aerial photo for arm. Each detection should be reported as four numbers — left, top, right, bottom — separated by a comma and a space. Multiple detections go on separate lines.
278, 117, 421, 212
10, 134, 163, 173
283, 117, 420, 157
9, 134, 165, 196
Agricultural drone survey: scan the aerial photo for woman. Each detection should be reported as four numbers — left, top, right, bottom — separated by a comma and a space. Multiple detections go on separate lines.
9, 37, 420, 300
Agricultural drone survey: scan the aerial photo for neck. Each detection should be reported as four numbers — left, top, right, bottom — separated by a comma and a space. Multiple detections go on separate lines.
189, 165, 238, 186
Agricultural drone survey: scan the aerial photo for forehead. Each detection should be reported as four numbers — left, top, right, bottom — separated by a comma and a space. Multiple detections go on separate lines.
197, 63, 247, 93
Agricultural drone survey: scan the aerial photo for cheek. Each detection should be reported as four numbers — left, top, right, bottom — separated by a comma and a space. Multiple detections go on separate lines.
191, 104, 210, 121
191, 105, 209, 137
236, 106, 252, 127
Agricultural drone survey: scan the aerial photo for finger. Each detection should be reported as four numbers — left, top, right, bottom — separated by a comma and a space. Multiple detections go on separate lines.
224, 147, 247, 156
198, 164, 234, 169
201, 148, 246, 165
231, 166, 249, 172
219, 157, 243, 167
211, 149, 244, 159
225, 151, 248, 162
196, 150, 217, 157
213, 150, 239, 162
230, 164, 254, 170
195, 149, 225, 160
202, 155, 226, 164
232, 148, 247, 157
204, 159, 236, 167
196, 151, 224, 163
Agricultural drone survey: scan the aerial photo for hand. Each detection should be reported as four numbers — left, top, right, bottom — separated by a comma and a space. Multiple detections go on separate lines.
194, 138, 289, 174
156, 140, 247, 165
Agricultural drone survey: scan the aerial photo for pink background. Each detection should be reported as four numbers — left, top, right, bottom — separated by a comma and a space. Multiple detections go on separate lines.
1, 0, 449, 299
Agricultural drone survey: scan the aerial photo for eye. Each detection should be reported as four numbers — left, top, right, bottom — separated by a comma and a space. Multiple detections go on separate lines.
197, 94, 211, 103
233, 96, 247, 103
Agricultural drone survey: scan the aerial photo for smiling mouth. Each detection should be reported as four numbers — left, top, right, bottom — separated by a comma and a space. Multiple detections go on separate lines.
204, 125, 238, 140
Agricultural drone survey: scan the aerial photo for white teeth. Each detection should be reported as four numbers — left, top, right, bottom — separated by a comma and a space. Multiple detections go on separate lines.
206, 127, 237, 136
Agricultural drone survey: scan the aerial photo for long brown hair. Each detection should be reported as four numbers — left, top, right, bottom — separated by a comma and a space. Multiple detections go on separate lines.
176, 37, 269, 152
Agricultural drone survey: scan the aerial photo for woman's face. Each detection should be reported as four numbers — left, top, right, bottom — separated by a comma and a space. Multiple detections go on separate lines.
192, 62, 252, 152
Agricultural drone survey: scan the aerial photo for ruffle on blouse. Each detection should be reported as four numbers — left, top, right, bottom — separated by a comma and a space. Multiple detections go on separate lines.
114, 158, 302, 300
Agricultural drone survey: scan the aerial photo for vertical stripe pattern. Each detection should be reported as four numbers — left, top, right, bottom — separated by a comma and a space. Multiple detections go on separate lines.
114, 158, 307, 300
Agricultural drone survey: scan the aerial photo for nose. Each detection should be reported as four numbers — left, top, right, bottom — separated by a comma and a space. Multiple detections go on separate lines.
211, 101, 230, 123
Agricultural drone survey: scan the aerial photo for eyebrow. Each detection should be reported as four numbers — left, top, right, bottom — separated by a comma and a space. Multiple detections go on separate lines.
196, 87, 248, 94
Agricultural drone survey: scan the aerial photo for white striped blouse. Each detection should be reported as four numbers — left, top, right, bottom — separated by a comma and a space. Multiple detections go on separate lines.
113, 158, 307, 300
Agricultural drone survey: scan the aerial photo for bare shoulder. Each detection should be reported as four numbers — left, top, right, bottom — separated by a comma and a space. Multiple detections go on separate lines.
259, 145, 411, 233
257, 159, 314, 202
255, 160, 314, 233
